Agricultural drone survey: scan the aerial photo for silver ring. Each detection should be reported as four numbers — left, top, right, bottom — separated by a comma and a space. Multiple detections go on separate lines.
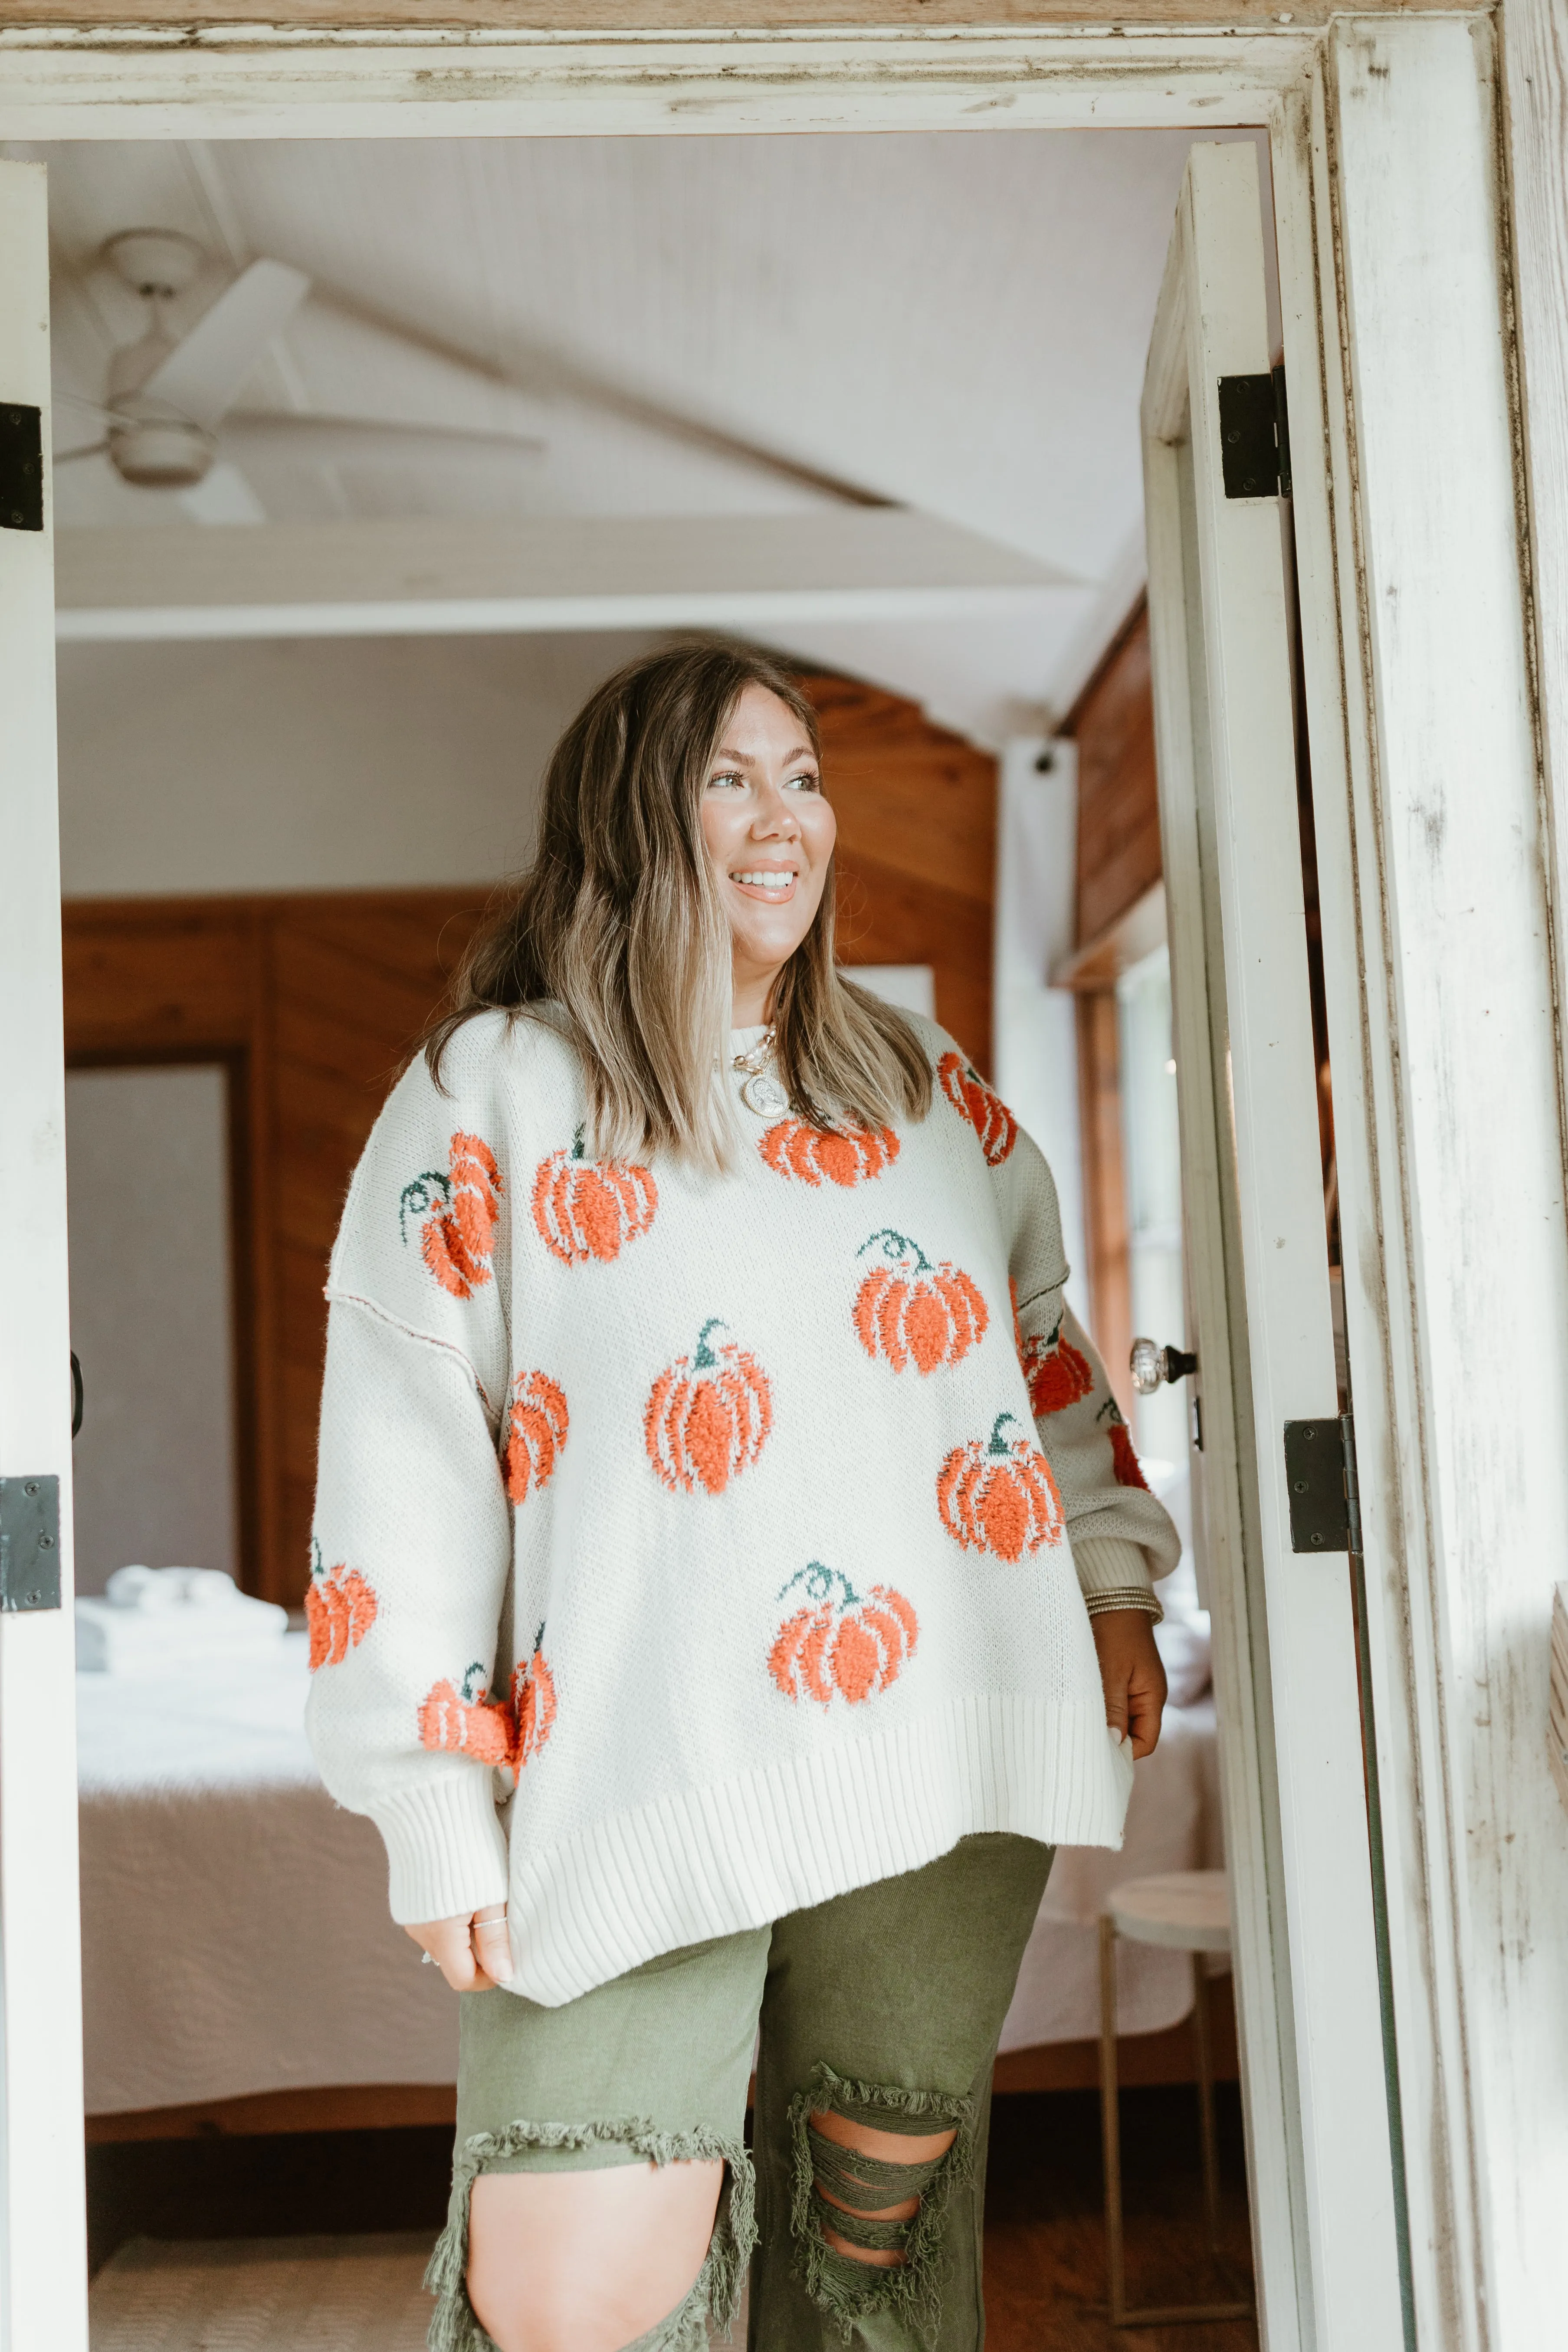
420, 1950, 437, 1965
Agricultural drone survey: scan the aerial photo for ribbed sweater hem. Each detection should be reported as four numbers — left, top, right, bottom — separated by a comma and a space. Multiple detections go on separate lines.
370, 1771, 511, 1926
502, 1694, 1135, 2006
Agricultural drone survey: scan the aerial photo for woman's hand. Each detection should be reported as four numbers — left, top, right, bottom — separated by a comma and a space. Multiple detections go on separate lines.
1091, 1610, 1168, 1760
406, 1903, 513, 1991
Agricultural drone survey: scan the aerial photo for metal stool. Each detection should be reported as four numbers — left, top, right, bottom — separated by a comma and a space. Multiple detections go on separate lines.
1098, 1870, 1254, 2328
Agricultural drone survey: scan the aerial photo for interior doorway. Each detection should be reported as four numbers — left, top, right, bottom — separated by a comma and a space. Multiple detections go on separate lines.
0, 32, 1438, 2352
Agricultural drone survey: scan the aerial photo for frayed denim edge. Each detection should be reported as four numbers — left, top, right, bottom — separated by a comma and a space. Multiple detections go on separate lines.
424, 2116, 756, 2352
786, 2063, 975, 2348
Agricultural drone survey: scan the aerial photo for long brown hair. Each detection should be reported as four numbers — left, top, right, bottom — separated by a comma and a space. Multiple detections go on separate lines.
424, 642, 932, 1166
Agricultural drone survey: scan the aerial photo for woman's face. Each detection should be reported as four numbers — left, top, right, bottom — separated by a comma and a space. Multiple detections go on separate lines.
699, 683, 836, 1021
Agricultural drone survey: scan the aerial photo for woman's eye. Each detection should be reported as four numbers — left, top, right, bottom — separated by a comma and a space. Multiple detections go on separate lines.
787, 773, 821, 793
706, 771, 745, 791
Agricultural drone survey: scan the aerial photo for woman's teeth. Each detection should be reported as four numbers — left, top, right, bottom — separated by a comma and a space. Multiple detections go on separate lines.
732, 872, 795, 893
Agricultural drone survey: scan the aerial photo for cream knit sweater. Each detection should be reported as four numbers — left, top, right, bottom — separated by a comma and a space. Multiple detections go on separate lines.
306, 1008, 1179, 2005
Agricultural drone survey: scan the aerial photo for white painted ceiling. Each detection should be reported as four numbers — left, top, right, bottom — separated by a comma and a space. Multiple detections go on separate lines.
16, 126, 1260, 742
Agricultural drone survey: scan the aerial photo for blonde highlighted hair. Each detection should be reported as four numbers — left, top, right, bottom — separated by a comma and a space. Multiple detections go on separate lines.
424, 642, 933, 1166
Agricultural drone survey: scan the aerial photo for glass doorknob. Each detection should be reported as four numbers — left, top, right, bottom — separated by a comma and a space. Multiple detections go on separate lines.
1130, 1338, 1198, 1395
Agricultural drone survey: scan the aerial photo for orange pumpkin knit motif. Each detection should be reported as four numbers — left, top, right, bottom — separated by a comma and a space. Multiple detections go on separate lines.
759, 1120, 900, 1189
852, 1228, 989, 1375
503, 1370, 570, 1505
305, 1539, 378, 1672
400, 1132, 503, 1299
531, 1127, 657, 1267
1021, 1319, 1095, 1417
768, 1563, 918, 1707
937, 1411, 1066, 1563
1107, 1416, 1150, 1491
938, 1052, 1018, 1167
509, 1627, 558, 1771
645, 1318, 773, 1497
417, 1663, 515, 1768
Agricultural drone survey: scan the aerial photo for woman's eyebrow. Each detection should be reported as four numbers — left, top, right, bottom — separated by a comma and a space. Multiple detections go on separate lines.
708, 743, 818, 769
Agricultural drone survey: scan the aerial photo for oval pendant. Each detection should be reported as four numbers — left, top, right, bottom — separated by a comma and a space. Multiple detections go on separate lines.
741, 1070, 789, 1117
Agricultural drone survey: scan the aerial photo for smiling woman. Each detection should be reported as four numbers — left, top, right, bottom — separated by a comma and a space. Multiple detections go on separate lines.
305, 640, 1178, 2352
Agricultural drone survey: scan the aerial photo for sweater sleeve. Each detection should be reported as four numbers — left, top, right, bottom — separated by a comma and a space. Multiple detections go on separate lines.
993, 1115, 1182, 1618
304, 1039, 516, 1926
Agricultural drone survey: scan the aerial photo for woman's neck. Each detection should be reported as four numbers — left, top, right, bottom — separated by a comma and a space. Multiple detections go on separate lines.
730, 964, 781, 1027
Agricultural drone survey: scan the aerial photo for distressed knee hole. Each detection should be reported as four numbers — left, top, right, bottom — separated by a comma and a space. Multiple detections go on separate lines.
788, 2065, 976, 2336
809, 2110, 958, 2268
427, 2116, 755, 2352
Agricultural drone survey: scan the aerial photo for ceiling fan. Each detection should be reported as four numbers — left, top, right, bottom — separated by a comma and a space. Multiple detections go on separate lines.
56, 230, 545, 496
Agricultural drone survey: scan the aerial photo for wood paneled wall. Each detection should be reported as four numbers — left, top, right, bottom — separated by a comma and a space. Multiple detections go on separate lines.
1070, 602, 1161, 952
62, 674, 995, 1604
800, 670, 996, 1073
63, 892, 491, 1605
1061, 600, 1160, 1393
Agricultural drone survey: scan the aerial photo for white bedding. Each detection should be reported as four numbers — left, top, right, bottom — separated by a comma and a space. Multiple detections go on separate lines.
78, 1634, 457, 2116
999, 1694, 1224, 2051
79, 1637, 1220, 2116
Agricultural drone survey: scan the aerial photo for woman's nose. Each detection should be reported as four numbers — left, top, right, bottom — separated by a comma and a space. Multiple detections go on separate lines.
753, 786, 800, 838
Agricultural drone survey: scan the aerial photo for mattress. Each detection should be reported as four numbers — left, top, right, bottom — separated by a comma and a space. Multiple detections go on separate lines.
78, 1637, 1220, 2116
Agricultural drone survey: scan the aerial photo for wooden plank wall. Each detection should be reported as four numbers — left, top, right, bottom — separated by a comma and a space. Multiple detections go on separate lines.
803, 670, 996, 1072
62, 674, 995, 1603
63, 891, 491, 1606
1061, 601, 1160, 1384
1071, 602, 1161, 951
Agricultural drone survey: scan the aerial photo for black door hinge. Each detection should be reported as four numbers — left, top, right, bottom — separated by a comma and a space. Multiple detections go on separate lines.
1283, 1413, 1361, 1556
1218, 364, 1291, 501
0, 1476, 61, 1611
0, 404, 43, 533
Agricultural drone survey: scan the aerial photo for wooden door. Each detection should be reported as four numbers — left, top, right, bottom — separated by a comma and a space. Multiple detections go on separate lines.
1142, 140, 1404, 2351
0, 159, 90, 2352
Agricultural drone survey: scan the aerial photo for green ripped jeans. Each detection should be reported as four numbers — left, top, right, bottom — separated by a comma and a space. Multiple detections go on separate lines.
430, 1833, 1053, 2352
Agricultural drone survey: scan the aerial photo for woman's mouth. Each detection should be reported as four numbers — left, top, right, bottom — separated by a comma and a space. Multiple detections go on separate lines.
729, 868, 798, 902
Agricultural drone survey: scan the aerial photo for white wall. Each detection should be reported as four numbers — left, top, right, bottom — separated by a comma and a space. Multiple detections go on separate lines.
56, 630, 660, 898
66, 1065, 237, 1596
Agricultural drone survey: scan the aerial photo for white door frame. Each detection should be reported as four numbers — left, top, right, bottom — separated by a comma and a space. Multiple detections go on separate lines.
0, 156, 88, 2352
1144, 137, 1406, 2349
3, 13, 1564, 2349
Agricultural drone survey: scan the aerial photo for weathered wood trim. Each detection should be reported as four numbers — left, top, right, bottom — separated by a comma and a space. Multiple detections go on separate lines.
0, 21, 1324, 140
1299, 17, 1568, 2348
1502, 0, 1568, 1234
0, 0, 1415, 25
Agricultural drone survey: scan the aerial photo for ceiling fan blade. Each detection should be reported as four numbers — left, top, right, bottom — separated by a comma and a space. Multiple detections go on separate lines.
180, 460, 267, 527
141, 258, 311, 432
310, 285, 890, 508
55, 442, 111, 465
220, 413, 545, 469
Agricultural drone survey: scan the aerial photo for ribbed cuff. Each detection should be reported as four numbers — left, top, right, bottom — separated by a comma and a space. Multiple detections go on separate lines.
1073, 1535, 1162, 1624
368, 1771, 511, 1926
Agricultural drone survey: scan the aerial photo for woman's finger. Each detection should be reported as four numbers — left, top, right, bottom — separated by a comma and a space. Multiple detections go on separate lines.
471, 1907, 514, 1986
1126, 1654, 1168, 1760
406, 1914, 482, 1991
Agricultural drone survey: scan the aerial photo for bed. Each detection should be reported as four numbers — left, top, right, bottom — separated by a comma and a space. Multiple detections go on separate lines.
79, 1634, 1225, 2134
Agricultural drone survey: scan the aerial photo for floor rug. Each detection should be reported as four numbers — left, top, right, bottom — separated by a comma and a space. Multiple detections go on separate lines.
90, 2234, 443, 2352
90, 2233, 750, 2349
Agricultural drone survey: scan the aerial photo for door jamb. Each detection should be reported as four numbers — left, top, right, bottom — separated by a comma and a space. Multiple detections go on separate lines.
0, 15, 1537, 2349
